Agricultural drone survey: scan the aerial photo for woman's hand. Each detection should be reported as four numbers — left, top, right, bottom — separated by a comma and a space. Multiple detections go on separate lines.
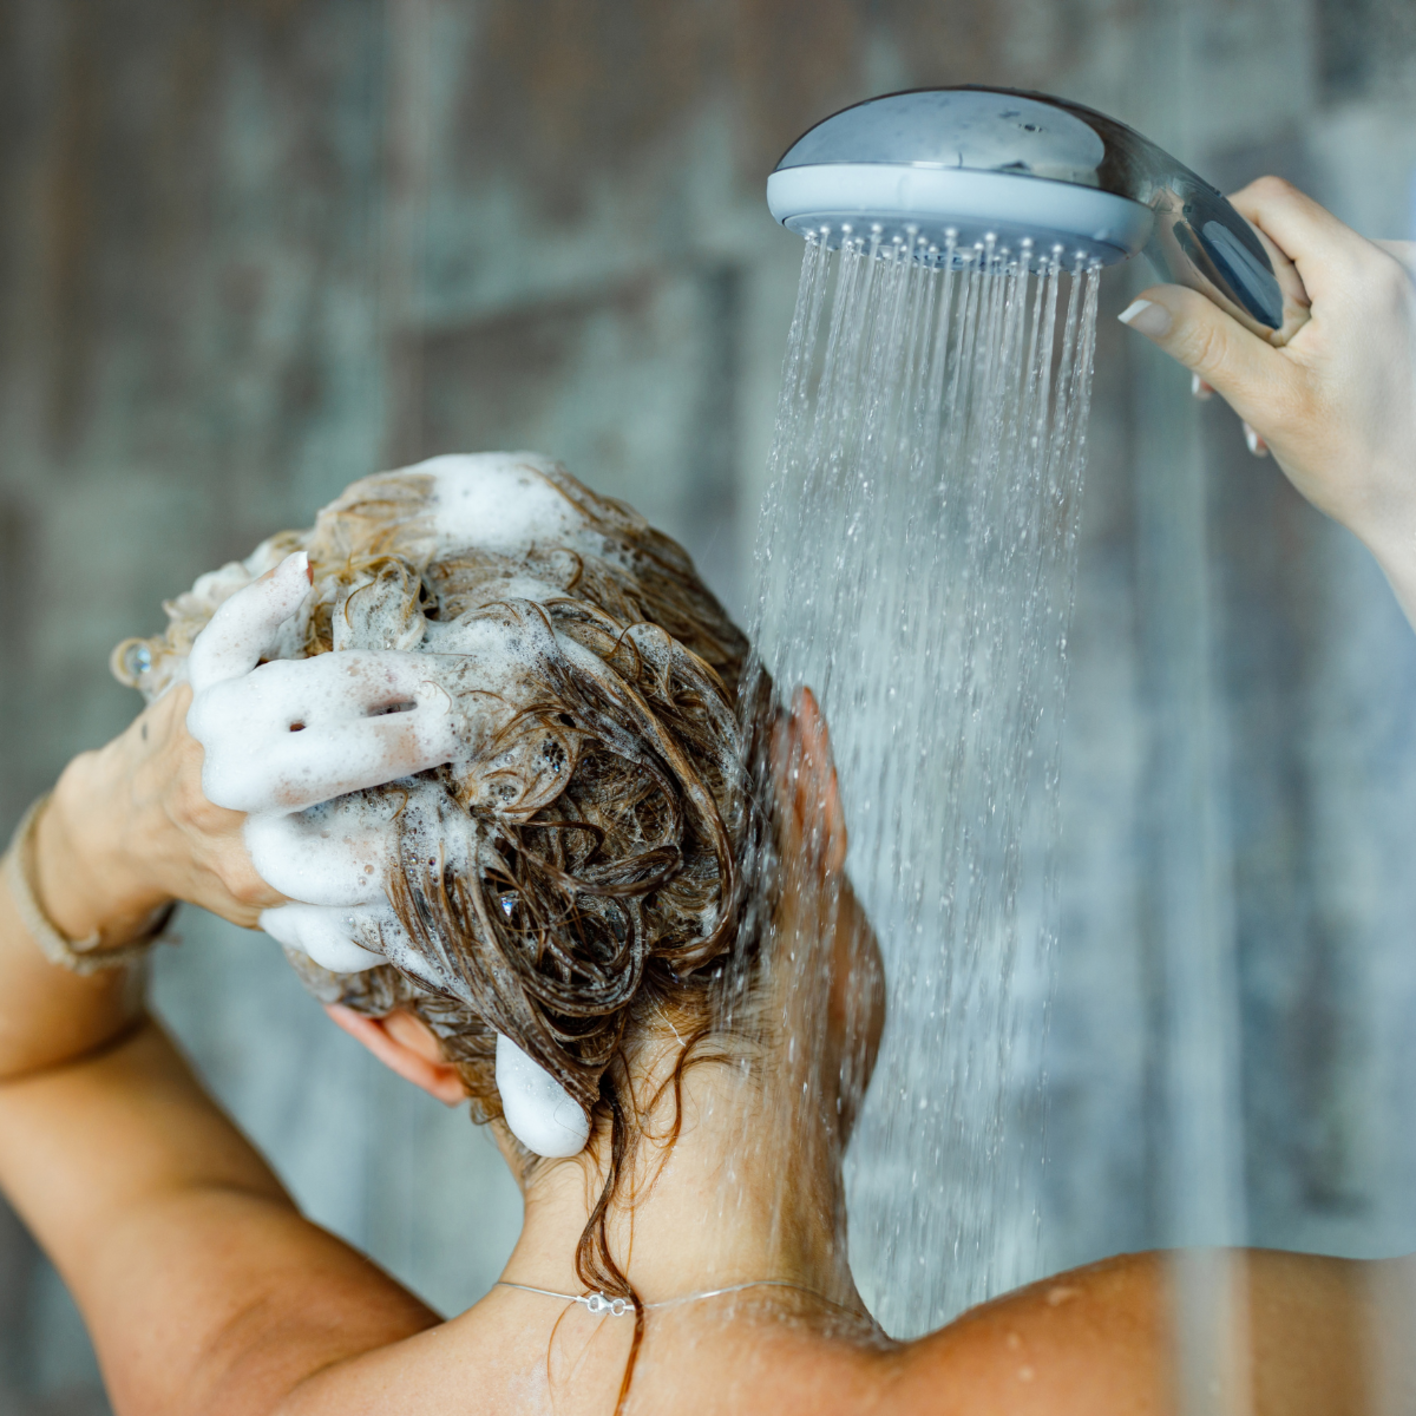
35, 682, 285, 944
0, 680, 280, 1083
29, 552, 318, 946
29, 543, 489, 964
33, 547, 473, 948
1118, 177, 1416, 613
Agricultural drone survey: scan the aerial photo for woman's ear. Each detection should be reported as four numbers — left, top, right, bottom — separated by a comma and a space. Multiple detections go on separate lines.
325, 1004, 467, 1106
771, 686, 848, 876
769, 690, 885, 1139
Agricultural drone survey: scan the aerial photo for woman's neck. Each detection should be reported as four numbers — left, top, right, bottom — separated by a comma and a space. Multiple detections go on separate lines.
495, 1038, 864, 1314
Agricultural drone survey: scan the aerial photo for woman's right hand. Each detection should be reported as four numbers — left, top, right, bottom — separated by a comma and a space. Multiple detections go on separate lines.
35, 682, 284, 944
33, 551, 463, 948
1118, 177, 1416, 611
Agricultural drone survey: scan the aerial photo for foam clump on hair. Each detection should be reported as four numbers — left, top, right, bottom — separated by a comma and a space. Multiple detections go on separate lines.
113, 453, 758, 1167
423, 452, 602, 558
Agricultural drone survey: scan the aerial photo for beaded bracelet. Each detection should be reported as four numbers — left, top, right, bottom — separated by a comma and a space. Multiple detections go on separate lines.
2, 795, 177, 976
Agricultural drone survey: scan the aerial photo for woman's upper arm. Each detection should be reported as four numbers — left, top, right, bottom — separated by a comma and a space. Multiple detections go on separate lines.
0, 1018, 441, 1416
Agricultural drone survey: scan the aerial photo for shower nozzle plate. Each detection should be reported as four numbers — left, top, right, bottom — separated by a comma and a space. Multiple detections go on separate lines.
766, 164, 1152, 267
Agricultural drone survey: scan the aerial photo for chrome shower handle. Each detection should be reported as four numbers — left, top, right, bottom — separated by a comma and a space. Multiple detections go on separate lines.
1140, 174, 1311, 347
1032, 89, 1311, 346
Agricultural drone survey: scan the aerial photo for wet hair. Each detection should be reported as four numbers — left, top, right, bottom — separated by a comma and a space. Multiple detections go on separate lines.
115, 457, 773, 1388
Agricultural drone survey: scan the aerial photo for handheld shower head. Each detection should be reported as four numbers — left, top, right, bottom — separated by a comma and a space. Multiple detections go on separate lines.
768, 87, 1308, 345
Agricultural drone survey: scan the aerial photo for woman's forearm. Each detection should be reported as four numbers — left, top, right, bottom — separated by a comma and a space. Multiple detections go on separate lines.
0, 803, 148, 1080
0, 733, 176, 1080
1362, 529, 1416, 636
0, 679, 290, 1081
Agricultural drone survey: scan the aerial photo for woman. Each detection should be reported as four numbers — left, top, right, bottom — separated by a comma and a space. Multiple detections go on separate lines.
0, 177, 1410, 1416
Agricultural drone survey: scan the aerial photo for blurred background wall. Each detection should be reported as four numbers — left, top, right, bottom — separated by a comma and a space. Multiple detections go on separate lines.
2, 0, 1415, 1409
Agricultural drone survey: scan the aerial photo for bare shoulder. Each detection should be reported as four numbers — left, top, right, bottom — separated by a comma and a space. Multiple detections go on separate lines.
621, 1255, 1171, 1416
882, 1251, 1172, 1415
882, 1247, 1382, 1416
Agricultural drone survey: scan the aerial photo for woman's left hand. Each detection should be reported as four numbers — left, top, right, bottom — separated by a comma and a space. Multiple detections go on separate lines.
1118, 178, 1416, 619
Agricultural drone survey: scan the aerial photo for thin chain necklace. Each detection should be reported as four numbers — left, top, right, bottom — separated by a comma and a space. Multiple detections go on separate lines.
496, 1278, 841, 1319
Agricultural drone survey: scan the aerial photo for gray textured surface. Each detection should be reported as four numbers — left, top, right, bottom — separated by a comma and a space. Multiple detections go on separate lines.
2, 0, 1416, 1407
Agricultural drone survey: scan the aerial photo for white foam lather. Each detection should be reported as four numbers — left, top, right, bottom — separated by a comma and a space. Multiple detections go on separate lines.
495, 1034, 591, 1158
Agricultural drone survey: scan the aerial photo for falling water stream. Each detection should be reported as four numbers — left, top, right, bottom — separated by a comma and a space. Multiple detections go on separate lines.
747, 230, 1101, 1336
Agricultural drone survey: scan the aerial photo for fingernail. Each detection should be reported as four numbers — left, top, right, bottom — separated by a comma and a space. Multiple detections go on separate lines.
1117, 298, 1173, 338
1243, 422, 1270, 458
1191, 373, 1213, 402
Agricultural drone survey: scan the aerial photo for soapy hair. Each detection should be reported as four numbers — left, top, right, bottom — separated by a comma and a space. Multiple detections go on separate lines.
114, 458, 771, 1375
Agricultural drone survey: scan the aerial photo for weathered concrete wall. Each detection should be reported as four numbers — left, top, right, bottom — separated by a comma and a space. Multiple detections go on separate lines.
2, 0, 1416, 1408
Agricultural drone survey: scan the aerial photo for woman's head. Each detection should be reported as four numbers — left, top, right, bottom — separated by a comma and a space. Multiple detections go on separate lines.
116, 454, 774, 1161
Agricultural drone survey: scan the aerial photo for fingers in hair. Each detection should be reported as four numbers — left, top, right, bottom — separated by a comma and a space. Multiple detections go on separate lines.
187, 552, 311, 693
